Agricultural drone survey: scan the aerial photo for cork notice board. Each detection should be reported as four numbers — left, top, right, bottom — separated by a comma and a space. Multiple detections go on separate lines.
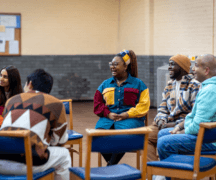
0, 13, 21, 56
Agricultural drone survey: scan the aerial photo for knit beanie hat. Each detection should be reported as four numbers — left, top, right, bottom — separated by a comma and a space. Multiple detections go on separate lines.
169, 54, 191, 73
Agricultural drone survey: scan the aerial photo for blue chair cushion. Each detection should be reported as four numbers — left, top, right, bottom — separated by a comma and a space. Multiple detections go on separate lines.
69, 164, 141, 180
67, 130, 83, 140
0, 168, 55, 180
147, 155, 216, 172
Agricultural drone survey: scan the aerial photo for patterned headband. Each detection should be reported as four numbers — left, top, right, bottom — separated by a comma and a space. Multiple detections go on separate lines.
120, 49, 130, 65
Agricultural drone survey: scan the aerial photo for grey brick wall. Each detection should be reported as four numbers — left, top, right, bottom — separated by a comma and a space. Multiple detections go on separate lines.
137, 55, 171, 107
0, 55, 171, 107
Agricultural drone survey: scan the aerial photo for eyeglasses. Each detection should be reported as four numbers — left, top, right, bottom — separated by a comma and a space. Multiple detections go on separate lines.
109, 62, 118, 67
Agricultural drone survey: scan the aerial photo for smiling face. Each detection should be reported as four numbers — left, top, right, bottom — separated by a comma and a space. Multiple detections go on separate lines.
109, 56, 127, 78
0, 69, 9, 89
168, 60, 182, 80
192, 57, 206, 82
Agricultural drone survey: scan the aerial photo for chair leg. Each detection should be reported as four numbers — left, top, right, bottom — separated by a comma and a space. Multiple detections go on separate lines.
70, 145, 74, 167
147, 173, 152, 180
79, 140, 82, 167
98, 153, 102, 167
136, 150, 140, 170
209, 176, 214, 180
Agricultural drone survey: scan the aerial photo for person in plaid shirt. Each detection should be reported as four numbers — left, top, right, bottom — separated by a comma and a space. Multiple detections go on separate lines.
147, 54, 200, 162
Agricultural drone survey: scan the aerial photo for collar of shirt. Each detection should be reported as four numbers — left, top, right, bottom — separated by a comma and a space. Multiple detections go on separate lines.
170, 74, 193, 86
182, 74, 193, 81
109, 73, 133, 85
27, 90, 44, 94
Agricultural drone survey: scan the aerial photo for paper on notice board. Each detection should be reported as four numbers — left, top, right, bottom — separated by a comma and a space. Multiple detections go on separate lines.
0, 15, 16, 27
0, 25, 5, 32
5, 28, 14, 41
9, 40, 19, 54
0, 36, 5, 52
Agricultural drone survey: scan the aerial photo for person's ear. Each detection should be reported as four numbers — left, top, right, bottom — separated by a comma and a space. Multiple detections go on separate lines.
204, 67, 210, 76
28, 81, 33, 90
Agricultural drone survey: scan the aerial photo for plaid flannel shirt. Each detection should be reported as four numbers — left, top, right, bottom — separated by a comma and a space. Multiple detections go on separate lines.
155, 74, 200, 125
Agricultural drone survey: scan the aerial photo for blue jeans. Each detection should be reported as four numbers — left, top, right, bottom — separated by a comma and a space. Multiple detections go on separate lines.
157, 128, 216, 160
158, 128, 173, 140
157, 128, 216, 180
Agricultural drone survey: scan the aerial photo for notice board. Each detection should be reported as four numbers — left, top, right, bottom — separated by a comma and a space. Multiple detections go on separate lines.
0, 13, 21, 56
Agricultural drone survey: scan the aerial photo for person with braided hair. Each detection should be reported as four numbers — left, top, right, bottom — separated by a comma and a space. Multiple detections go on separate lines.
94, 49, 150, 165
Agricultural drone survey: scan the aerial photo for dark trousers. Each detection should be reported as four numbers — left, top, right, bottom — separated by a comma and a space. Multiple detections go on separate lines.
101, 152, 125, 166
99, 124, 125, 166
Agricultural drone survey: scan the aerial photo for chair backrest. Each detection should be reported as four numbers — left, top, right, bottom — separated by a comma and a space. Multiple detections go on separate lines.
0, 130, 33, 180
203, 128, 216, 144
193, 122, 216, 173
0, 136, 25, 154
61, 99, 73, 130
92, 134, 145, 153
85, 127, 152, 180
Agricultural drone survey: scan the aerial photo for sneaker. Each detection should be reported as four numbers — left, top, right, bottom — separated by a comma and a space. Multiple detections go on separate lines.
154, 175, 166, 180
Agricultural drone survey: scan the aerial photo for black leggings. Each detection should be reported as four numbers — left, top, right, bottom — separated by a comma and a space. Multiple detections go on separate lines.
99, 124, 125, 166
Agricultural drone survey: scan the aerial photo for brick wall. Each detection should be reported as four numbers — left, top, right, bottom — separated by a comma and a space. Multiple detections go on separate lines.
0, 55, 171, 107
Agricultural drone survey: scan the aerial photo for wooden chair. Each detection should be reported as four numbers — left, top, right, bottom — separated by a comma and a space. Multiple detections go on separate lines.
61, 99, 83, 167
98, 112, 149, 169
147, 122, 216, 180
69, 126, 152, 180
0, 130, 54, 180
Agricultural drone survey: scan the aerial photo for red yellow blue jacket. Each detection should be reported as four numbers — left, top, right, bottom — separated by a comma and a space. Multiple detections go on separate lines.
94, 73, 150, 129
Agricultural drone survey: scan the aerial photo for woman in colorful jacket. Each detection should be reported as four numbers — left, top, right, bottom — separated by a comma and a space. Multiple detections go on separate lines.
94, 49, 150, 165
0, 65, 23, 125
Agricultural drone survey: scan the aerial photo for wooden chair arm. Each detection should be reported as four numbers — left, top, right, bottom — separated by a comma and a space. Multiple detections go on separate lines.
0, 130, 30, 137
61, 99, 72, 102
200, 122, 216, 129
86, 127, 152, 136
